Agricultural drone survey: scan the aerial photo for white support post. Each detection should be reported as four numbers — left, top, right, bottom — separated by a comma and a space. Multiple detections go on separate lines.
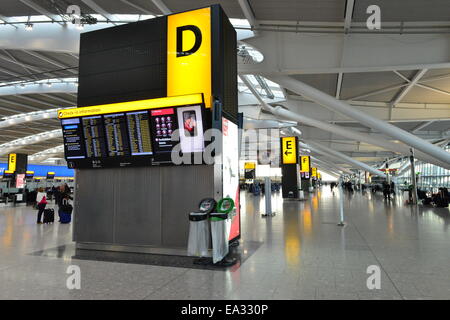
261, 177, 275, 217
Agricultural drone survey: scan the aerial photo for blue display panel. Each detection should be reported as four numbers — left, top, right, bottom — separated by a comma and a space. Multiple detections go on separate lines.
0, 163, 74, 177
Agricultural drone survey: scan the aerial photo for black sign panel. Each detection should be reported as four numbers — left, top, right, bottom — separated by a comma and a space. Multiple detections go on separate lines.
149, 107, 179, 163
61, 118, 86, 160
61, 102, 210, 169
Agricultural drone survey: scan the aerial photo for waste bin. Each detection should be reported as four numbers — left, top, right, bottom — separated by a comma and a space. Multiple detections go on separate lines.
298, 190, 305, 200
209, 212, 229, 264
209, 197, 235, 264
187, 212, 210, 257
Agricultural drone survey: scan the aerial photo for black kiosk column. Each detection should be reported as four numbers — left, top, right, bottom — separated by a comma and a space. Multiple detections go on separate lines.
60, 5, 239, 255
300, 155, 311, 191
280, 136, 300, 198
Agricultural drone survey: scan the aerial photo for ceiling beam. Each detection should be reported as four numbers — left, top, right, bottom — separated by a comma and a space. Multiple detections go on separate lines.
0, 16, 18, 29
0, 97, 42, 111
412, 121, 434, 133
267, 74, 450, 168
240, 31, 450, 75
120, 0, 155, 15
15, 95, 58, 108
344, 0, 355, 32
22, 50, 78, 74
337, 0, 354, 99
0, 52, 43, 74
81, 0, 119, 25
18, 0, 65, 26
347, 72, 450, 101
38, 93, 75, 105
335, 72, 343, 99
415, 83, 450, 96
238, 0, 259, 34
151, 0, 172, 15
390, 69, 428, 108
0, 66, 22, 78
2, 49, 38, 79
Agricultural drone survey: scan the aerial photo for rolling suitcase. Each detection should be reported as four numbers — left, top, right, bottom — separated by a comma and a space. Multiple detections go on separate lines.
59, 199, 73, 224
43, 208, 54, 224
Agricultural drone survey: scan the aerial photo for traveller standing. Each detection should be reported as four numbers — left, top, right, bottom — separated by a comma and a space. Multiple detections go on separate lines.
36, 187, 48, 224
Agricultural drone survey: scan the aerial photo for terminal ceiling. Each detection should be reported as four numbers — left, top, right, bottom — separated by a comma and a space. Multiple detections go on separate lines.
0, 0, 449, 171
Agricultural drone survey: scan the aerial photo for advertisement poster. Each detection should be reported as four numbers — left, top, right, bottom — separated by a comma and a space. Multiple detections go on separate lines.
176, 105, 205, 153
222, 117, 240, 241
15, 174, 25, 188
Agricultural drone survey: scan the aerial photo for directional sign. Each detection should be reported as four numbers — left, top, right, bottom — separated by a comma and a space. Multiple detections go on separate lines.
244, 162, 256, 169
7, 153, 16, 172
281, 136, 298, 164
300, 155, 310, 172
311, 167, 317, 178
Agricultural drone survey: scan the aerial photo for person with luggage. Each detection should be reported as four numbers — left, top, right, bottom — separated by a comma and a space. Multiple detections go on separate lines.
56, 185, 73, 223
382, 181, 391, 200
36, 187, 47, 224
390, 181, 396, 197
59, 194, 73, 224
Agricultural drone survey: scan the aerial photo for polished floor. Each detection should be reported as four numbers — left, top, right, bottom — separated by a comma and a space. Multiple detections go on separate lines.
0, 187, 449, 300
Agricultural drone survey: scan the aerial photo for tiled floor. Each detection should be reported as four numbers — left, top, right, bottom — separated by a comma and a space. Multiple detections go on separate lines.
0, 187, 449, 300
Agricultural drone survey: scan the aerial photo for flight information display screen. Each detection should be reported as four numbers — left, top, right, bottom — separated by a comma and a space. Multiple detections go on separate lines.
104, 113, 130, 157
82, 115, 107, 158
127, 111, 153, 156
59, 96, 207, 169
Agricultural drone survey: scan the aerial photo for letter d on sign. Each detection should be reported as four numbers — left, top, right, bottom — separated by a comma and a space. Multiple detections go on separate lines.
176, 25, 202, 57
167, 7, 212, 108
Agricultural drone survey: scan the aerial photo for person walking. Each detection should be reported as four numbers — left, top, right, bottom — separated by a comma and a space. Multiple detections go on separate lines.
36, 187, 48, 224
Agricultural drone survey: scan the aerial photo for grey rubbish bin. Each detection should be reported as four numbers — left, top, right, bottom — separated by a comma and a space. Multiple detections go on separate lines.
209, 212, 229, 264
187, 212, 210, 257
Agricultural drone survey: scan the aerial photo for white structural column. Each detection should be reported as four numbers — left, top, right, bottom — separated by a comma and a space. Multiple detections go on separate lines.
267, 75, 450, 168
240, 75, 447, 168
301, 141, 387, 178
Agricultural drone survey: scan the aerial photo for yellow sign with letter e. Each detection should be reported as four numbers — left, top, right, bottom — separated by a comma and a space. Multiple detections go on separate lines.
281, 137, 298, 164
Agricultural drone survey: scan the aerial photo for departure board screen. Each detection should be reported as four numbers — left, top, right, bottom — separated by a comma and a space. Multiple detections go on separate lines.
126, 111, 153, 156
59, 97, 208, 169
104, 113, 130, 157
82, 115, 107, 158
61, 118, 86, 159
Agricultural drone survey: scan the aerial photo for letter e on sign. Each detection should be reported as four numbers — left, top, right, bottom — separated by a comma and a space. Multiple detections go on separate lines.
281, 137, 297, 164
